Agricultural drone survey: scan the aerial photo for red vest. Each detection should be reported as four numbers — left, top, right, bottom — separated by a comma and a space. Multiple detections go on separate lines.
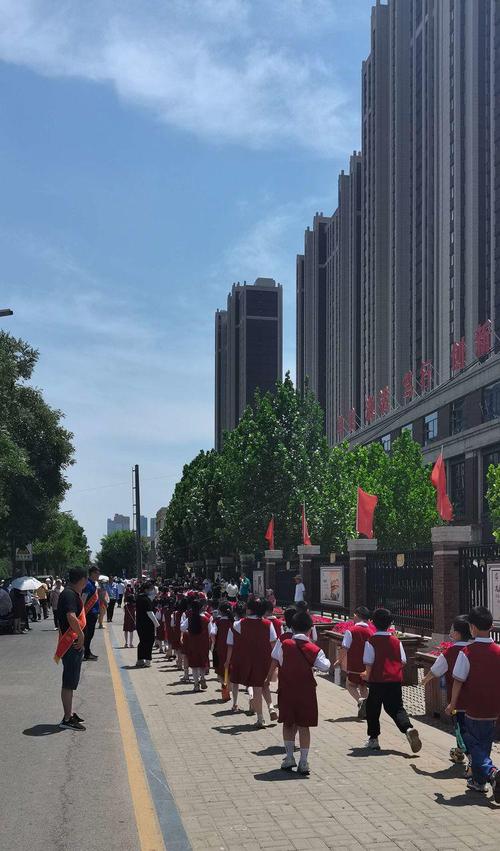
280, 629, 293, 642
214, 616, 231, 657
368, 634, 404, 683
442, 643, 466, 706
279, 638, 319, 691
459, 640, 500, 719
346, 623, 373, 674
269, 616, 282, 639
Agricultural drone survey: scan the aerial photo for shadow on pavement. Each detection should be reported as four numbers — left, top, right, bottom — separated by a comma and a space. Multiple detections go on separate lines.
23, 724, 65, 737
212, 708, 245, 718
121, 664, 141, 670
326, 716, 360, 723
166, 689, 199, 696
252, 745, 284, 756
348, 747, 416, 759
254, 769, 307, 782
411, 763, 465, 780
434, 791, 498, 810
195, 698, 222, 706
212, 723, 264, 735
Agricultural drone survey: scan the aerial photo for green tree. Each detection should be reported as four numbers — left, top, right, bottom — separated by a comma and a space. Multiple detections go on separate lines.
96, 530, 149, 578
486, 464, 500, 542
0, 332, 74, 559
32, 511, 90, 575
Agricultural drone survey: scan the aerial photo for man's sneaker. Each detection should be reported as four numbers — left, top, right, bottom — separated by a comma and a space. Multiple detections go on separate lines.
357, 698, 367, 720
406, 728, 422, 753
71, 713, 85, 723
269, 709, 278, 721
84, 653, 98, 661
297, 760, 310, 776
449, 746, 465, 763
180, 674, 190, 683
364, 737, 381, 750
200, 679, 208, 690
144, 660, 151, 667
59, 717, 84, 730
255, 718, 266, 729
193, 683, 201, 692
490, 769, 500, 804
467, 777, 487, 793
280, 754, 297, 771
136, 660, 146, 668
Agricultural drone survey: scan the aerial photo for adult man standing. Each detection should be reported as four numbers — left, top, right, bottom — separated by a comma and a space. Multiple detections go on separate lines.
226, 578, 238, 602
50, 579, 63, 630
82, 566, 100, 660
116, 578, 125, 607
104, 578, 118, 622
239, 573, 251, 602
294, 575, 306, 604
36, 581, 50, 619
56, 567, 88, 729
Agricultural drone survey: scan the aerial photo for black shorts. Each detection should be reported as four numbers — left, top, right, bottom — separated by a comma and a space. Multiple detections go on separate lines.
62, 646, 84, 690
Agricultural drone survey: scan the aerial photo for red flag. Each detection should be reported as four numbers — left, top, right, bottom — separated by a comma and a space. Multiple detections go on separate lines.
301, 503, 312, 546
431, 452, 453, 522
264, 516, 275, 550
356, 487, 378, 539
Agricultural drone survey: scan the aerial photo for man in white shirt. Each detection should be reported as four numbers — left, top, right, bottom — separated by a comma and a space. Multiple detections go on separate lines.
116, 580, 125, 607
226, 580, 238, 601
294, 576, 305, 604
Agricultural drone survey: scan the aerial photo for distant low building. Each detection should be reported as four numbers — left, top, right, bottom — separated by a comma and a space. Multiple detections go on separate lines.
107, 513, 130, 534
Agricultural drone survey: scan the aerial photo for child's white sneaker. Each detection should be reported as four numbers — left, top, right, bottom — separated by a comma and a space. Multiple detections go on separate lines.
467, 777, 487, 793
280, 755, 296, 771
297, 760, 310, 775
364, 737, 380, 750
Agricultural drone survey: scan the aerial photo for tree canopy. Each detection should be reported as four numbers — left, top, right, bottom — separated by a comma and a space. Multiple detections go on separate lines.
32, 511, 90, 574
159, 373, 439, 562
97, 530, 150, 578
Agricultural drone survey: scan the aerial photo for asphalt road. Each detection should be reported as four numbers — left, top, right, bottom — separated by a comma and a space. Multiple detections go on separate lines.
0, 615, 140, 851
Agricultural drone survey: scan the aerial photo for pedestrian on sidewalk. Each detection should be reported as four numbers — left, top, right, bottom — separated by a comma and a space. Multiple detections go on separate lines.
421, 614, 472, 766
97, 584, 108, 628
225, 596, 277, 727
337, 606, 373, 720
238, 574, 251, 602
123, 586, 136, 648
361, 607, 422, 754
225, 579, 238, 603
294, 575, 305, 604
36, 581, 50, 619
266, 609, 331, 775
116, 579, 125, 607
135, 582, 160, 668
104, 578, 118, 622
279, 606, 297, 643
173, 596, 190, 678
211, 601, 233, 686
447, 606, 500, 800
181, 597, 211, 691
50, 579, 63, 631
82, 566, 100, 660
56, 567, 88, 729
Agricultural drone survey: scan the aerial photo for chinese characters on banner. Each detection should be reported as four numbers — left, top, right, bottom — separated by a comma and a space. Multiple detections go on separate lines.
378, 386, 390, 416
474, 320, 492, 359
336, 415, 345, 440
403, 371, 414, 400
451, 338, 466, 372
419, 360, 433, 392
348, 408, 357, 432
365, 394, 376, 424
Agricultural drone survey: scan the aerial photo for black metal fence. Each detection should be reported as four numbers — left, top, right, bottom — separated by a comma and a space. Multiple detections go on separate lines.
366, 550, 434, 636
459, 544, 500, 642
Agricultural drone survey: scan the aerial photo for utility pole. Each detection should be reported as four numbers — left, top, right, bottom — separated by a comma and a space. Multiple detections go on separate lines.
133, 464, 142, 579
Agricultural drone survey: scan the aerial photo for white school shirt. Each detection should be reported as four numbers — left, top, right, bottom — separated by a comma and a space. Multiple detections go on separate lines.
294, 583, 305, 603
210, 616, 229, 637
452, 637, 495, 682
180, 614, 189, 633
362, 631, 407, 666
271, 634, 331, 673
429, 641, 471, 677
341, 622, 369, 650
226, 616, 277, 646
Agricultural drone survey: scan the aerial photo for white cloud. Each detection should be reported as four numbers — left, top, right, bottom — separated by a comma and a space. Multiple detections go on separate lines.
0, 0, 361, 157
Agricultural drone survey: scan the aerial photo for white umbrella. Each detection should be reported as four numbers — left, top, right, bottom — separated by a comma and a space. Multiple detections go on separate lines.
10, 576, 42, 591
99, 575, 109, 582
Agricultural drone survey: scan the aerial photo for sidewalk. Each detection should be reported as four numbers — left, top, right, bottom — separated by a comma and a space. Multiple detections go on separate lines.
112, 623, 500, 851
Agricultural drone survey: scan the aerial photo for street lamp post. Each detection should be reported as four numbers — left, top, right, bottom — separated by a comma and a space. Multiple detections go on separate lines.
0, 309, 13, 317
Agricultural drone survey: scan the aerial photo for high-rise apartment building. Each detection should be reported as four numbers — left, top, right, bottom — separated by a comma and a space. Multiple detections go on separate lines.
150, 517, 156, 539
215, 278, 283, 450
106, 513, 130, 534
140, 515, 148, 537
297, 0, 500, 537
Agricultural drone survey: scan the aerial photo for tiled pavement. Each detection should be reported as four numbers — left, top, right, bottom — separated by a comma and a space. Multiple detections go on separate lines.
112, 627, 500, 851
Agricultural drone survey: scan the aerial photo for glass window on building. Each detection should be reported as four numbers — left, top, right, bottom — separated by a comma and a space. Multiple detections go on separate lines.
450, 398, 464, 434
483, 381, 500, 422
401, 423, 413, 437
381, 434, 391, 453
483, 447, 500, 515
450, 460, 465, 518
424, 411, 438, 444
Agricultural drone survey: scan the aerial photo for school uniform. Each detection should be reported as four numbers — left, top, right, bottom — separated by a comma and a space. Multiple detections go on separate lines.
452, 638, 500, 785
211, 616, 232, 676
341, 622, 373, 684
363, 631, 413, 739
430, 640, 471, 753
123, 599, 136, 633
272, 634, 330, 727
181, 612, 211, 669
269, 615, 283, 640
227, 616, 277, 687
170, 610, 183, 651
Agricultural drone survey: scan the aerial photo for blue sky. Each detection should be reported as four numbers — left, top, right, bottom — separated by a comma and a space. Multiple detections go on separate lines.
0, 0, 373, 554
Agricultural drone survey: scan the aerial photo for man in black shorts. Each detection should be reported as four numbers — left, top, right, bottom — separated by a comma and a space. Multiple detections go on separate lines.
57, 567, 88, 729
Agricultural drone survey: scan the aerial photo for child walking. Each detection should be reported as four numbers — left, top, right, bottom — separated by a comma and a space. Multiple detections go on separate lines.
338, 606, 373, 719
421, 614, 472, 765
448, 606, 500, 799
211, 601, 233, 685
266, 610, 330, 775
225, 596, 277, 727
172, 597, 189, 675
362, 608, 422, 753
122, 587, 136, 648
180, 598, 211, 692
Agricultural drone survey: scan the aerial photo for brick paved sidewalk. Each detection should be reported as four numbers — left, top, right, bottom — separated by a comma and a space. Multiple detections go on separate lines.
113, 627, 500, 851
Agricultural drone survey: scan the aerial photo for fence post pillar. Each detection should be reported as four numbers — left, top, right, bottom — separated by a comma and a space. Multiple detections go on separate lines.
297, 545, 321, 605
264, 550, 282, 596
347, 539, 378, 613
431, 525, 477, 641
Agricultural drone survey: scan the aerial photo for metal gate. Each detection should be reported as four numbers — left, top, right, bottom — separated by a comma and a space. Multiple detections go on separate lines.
366, 550, 433, 636
275, 568, 296, 607
459, 544, 500, 641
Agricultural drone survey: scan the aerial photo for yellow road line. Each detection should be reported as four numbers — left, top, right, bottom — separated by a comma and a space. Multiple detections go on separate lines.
104, 629, 166, 851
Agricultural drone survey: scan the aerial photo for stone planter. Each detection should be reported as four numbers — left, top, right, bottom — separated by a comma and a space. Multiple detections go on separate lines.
313, 622, 335, 656
416, 650, 448, 719
323, 629, 422, 687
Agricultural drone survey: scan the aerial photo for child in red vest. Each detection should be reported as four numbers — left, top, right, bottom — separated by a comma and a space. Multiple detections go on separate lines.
421, 614, 472, 765
225, 596, 277, 727
361, 608, 422, 753
280, 606, 297, 643
266, 610, 330, 775
180, 598, 211, 692
448, 606, 500, 799
338, 606, 373, 719
211, 601, 233, 684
